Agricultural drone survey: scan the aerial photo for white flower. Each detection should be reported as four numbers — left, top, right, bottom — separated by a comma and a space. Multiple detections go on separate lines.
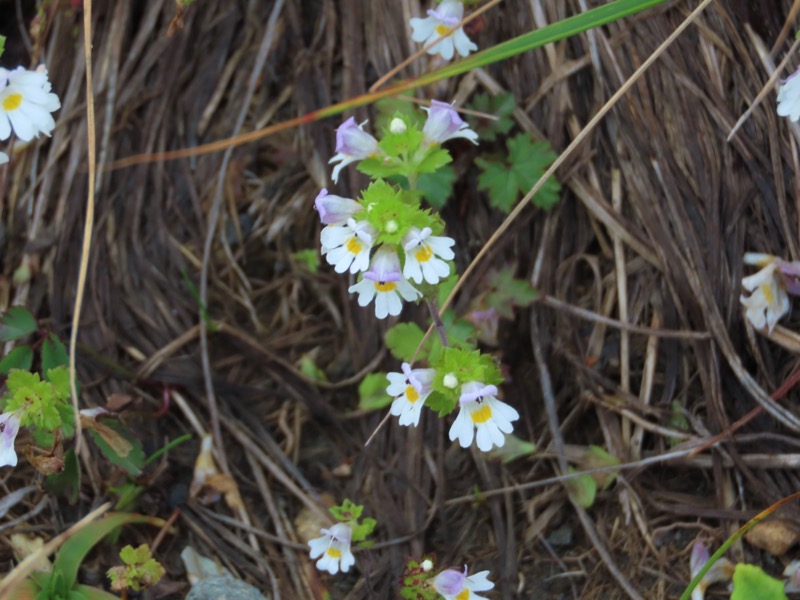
0, 66, 60, 142
329, 117, 380, 183
0, 151, 7, 165
314, 189, 363, 225
349, 246, 421, 319
422, 100, 478, 146
389, 117, 407, 134
740, 253, 790, 333
433, 566, 494, 600
443, 372, 459, 389
320, 218, 376, 274
308, 522, 355, 575
778, 69, 800, 122
387, 362, 436, 426
402, 226, 455, 284
0, 412, 21, 468
449, 382, 519, 452
410, 0, 477, 61
689, 540, 734, 600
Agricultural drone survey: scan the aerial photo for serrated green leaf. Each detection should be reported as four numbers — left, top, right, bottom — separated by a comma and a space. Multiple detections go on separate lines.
0, 346, 33, 375
379, 125, 424, 158
385, 323, 427, 361
45, 367, 71, 400
565, 467, 597, 508
476, 157, 519, 212
467, 92, 516, 142
417, 166, 456, 209
358, 372, 392, 411
87, 419, 145, 476
45, 449, 81, 504
477, 134, 561, 213
730, 564, 787, 600
42, 334, 69, 373
0, 307, 37, 342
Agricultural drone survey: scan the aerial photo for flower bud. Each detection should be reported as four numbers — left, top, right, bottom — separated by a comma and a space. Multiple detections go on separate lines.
443, 373, 458, 389
389, 117, 407, 134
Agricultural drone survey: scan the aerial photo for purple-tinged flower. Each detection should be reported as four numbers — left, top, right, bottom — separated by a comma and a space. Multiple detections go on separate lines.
422, 100, 478, 146
314, 189, 363, 225
0, 412, 21, 468
410, 0, 478, 61
402, 226, 455, 284
433, 565, 494, 600
740, 253, 791, 333
689, 540, 734, 600
308, 522, 355, 575
320, 218, 376, 274
349, 246, 421, 319
386, 362, 436, 426
449, 382, 519, 452
329, 117, 379, 183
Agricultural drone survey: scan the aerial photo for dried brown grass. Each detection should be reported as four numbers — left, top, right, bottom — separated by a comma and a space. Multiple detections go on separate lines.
1, 0, 800, 598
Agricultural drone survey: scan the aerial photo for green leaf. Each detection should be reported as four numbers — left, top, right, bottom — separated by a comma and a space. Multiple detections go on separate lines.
51, 512, 166, 593
414, 147, 452, 175
565, 467, 597, 508
292, 249, 319, 273
45, 366, 71, 400
417, 166, 456, 209
45, 449, 81, 504
731, 564, 787, 600
298, 353, 328, 382
385, 323, 427, 362
374, 95, 425, 132
42, 334, 70, 373
475, 157, 519, 212
72, 585, 119, 600
466, 92, 516, 142
487, 434, 536, 463
86, 419, 145, 476
485, 267, 539, 318
0, 36, 5, 59
358, 372, 392, 411
357, 157, 401, 179
581, 445, 621, 490
477, 134, 560, 213
0, 346, 33, 375
0, 307, 37, 342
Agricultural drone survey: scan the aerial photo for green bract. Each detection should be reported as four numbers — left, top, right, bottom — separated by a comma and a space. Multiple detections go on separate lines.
4, 368, 70, 430
359, 180, 441, 246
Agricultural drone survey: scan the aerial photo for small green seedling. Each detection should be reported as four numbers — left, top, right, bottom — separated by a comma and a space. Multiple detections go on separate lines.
107, 544, 166, 595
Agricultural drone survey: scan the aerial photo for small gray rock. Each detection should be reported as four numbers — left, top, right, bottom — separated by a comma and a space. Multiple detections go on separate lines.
186, 575, 269, 600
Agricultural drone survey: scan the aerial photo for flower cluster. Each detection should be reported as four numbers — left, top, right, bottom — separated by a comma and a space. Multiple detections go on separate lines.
740, 252, 800, 333
316, 102, 475, 319
387, 349, 520, 452
0, 65, 60, 164
410, 0, 478, 61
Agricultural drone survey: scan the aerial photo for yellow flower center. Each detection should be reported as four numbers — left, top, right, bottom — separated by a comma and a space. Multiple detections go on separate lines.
346, 237, 363, 254
2, 93, 23, 112
471, 404, 492, 424
456, 590, 470, 600
415, 246, 433, 263
405, 385, 419, 403
435, 24, 450, 35
326, 548, 342, 559
376, 282, 397, 292
761, 284, 774, 305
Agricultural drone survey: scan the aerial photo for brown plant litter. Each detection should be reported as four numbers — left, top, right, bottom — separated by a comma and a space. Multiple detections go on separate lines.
2, 0, 800, 598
